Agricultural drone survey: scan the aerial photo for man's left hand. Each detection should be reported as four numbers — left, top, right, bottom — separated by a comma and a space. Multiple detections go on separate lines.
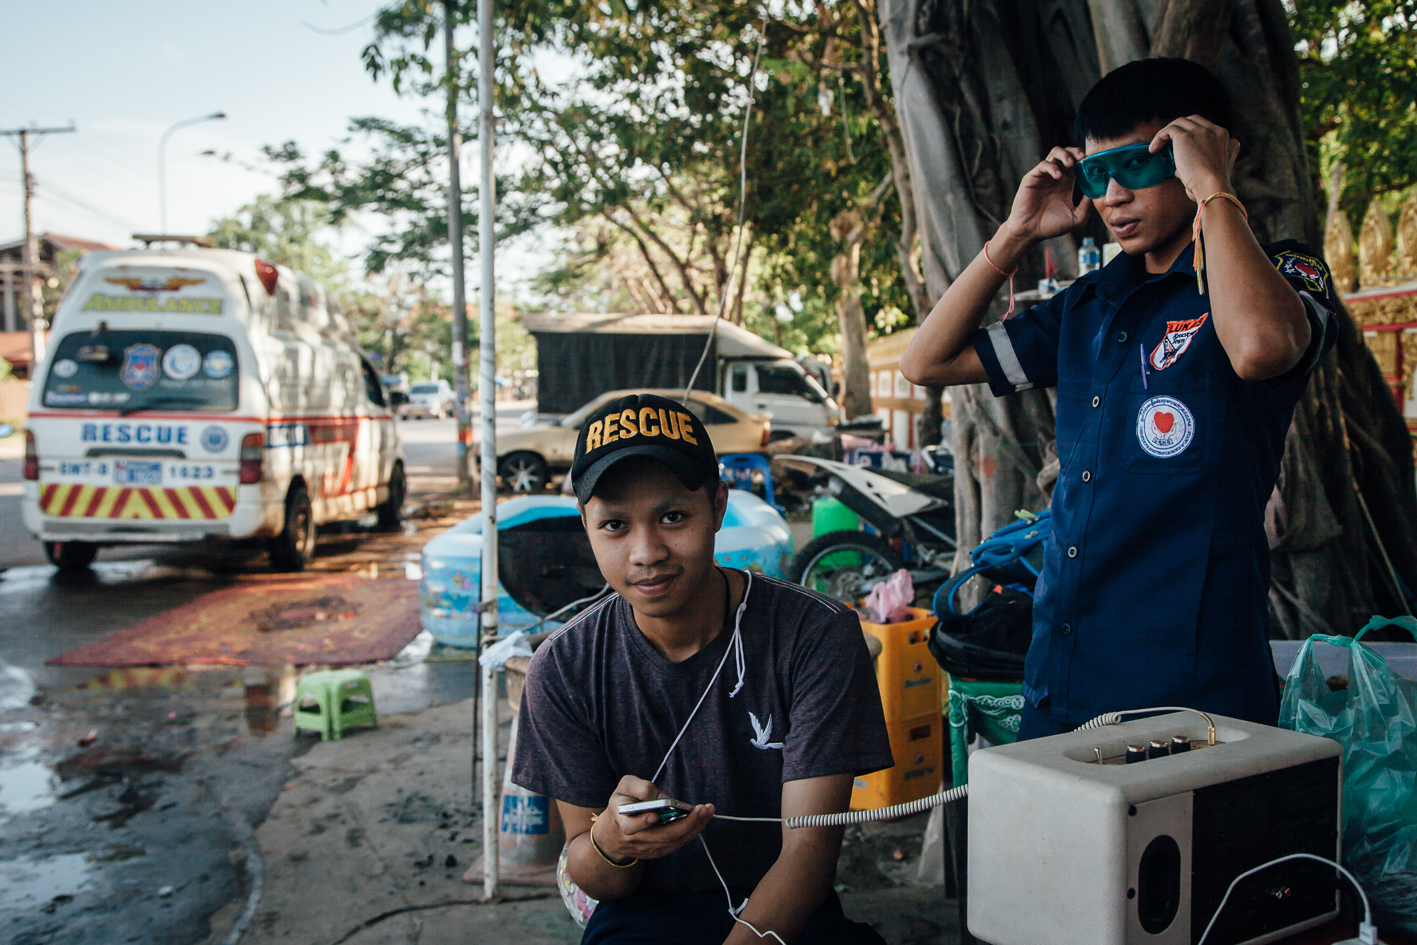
1151, 114, 1241, 202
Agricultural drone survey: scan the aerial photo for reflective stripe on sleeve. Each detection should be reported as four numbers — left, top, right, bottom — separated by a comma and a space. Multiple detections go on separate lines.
987, 322, 1034, 392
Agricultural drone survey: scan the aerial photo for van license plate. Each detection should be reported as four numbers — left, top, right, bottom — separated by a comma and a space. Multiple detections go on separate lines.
113, 461, 162, 485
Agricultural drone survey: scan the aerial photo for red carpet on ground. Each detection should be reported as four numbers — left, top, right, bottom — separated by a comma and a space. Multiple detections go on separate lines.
47, 574, 422, 667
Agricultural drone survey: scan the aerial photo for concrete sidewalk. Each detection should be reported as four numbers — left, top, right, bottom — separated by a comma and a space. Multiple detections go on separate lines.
204, 696, 957, 945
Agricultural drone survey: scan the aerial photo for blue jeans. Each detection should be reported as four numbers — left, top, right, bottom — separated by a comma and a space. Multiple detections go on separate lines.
581, 889, 886, 945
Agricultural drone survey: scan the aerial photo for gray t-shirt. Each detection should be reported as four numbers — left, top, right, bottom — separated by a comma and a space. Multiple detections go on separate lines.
512, 571, 894, 894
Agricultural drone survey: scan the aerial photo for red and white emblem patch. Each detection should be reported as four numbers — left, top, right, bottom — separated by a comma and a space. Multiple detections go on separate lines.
1136, 396, 1195, 458
1272, 250, 1329, 296
1149, 313, 1208, 371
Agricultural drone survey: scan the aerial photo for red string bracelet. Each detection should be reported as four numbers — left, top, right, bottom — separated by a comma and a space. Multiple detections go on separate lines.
983, 241, 1018, 318
1191, 192, 1247, 295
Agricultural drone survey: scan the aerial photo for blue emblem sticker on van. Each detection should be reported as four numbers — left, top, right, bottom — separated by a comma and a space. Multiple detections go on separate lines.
200, 426, 229, 453
121, 344, 161, 390
163, 344, 201, 381
203, 350, 233, 379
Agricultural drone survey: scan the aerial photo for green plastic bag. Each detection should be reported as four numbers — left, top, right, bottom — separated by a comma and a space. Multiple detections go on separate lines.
1278, 616, 1417, 933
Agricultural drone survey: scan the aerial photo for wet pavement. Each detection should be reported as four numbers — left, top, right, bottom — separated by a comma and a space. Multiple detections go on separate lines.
0, 413, 508, 944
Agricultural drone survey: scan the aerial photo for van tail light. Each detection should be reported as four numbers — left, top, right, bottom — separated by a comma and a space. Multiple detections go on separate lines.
238, 432, 264, 484
23, 430, 38, 480
760, 421, 771, 448
254, 259, 279, 296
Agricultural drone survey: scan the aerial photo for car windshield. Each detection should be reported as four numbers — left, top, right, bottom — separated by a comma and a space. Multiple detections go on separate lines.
759, 364, 827, 404
410, 383, 440, 394
42, 329, 239, 412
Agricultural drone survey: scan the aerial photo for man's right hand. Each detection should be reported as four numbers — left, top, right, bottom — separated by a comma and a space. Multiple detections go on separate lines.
1002, 146, 1093, 247
593, 775, 715, 863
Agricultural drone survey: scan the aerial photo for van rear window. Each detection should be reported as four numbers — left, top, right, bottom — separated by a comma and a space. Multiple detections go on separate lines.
43, 330, 239, 411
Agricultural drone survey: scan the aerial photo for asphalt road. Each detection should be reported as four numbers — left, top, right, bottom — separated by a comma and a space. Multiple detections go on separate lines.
0, 405, 533, 945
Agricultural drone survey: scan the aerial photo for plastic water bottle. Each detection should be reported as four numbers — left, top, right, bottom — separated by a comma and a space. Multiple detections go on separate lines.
1078, 237, 1101, 275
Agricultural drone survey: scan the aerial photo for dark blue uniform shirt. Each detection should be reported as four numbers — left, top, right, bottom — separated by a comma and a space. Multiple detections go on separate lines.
972, 240, 1339, 727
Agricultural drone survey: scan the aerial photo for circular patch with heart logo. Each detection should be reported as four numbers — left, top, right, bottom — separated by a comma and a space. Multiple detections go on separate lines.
1136, 395, 1194, 459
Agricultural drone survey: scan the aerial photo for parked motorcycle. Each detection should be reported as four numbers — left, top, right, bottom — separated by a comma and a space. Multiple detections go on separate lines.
786, 457, 956, 603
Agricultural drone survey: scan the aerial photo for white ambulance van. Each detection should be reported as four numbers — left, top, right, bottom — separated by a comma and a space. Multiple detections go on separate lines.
22, 246, 406, 572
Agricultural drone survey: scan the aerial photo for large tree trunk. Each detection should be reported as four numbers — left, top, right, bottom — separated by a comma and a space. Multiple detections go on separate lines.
831, 210, 877, 419
879, 0, 1096, 572
882, 0, 1417, 635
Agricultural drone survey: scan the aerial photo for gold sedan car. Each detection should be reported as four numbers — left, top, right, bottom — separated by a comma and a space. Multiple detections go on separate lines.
496, 389, 771, 492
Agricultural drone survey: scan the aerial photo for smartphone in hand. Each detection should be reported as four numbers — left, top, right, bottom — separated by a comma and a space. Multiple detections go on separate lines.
617, 798, 695, 825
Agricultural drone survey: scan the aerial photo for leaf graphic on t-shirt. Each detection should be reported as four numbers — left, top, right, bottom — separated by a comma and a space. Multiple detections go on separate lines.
748, 711, 784, 750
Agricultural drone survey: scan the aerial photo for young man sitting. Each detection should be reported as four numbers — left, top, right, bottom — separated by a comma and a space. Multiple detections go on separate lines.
512, 392, 893, 945
900, 58, 1339, 739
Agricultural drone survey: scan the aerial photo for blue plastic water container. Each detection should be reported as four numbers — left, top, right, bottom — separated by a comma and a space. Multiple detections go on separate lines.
419, 492, 794, 647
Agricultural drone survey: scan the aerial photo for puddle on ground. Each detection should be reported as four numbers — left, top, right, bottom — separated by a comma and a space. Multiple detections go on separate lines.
0, 663, 36, 710
0, 853, 92, 908
0, 754, 57, 816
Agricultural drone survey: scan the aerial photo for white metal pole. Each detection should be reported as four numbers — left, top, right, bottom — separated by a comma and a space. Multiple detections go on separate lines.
477, 0, 500, 901
158, 111, 225, 236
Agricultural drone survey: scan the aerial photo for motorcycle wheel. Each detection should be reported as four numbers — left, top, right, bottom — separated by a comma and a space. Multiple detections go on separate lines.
788, 530, 906, 604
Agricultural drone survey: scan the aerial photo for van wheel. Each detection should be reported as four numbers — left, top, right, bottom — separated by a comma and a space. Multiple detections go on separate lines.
269, 484, 315, 572
44, 541, 97, 572
498, 452, 548, 493
376, 463, 407, 531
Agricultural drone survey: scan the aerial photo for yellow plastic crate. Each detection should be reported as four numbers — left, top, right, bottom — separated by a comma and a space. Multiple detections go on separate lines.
850, 711, 944, 812
857, 606, 941, 720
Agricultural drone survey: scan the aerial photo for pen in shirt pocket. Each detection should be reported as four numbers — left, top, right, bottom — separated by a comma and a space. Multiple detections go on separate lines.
1139, 343, 1149, 389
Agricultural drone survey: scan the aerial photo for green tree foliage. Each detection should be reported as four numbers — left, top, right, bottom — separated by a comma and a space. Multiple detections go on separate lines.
209, 195, 345, 285
1293, 0, 1417, 217
267, 1, 914, 364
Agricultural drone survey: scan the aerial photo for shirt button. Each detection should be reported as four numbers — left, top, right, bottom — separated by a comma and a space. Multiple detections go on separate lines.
1117, 331, 1128, 343
1060, 623, 1073, 636
1082, 470, 1092, 482
1068, 546, 1079, 558
1092, 396, 1101, 408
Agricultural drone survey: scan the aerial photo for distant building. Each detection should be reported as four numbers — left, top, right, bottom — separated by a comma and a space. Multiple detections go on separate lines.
0, 232, 120, 376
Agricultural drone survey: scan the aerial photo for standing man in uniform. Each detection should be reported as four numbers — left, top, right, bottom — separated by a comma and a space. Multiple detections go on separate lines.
900, 58, 1339, 739
513, 392, 893, 943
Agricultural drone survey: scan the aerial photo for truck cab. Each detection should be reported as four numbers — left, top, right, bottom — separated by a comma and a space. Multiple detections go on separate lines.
722, 358, 837, 440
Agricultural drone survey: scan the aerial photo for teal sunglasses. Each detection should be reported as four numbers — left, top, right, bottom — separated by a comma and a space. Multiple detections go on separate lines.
1076, 143, 1175, 199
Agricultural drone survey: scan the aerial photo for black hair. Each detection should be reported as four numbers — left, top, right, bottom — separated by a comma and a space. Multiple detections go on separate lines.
1074, 58, 1232, 144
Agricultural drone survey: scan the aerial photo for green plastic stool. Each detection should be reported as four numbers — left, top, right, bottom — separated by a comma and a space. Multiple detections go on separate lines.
294, 669, 378, 740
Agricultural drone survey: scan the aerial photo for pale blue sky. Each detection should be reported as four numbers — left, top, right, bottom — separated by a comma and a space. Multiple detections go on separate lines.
0, 1, 435, 257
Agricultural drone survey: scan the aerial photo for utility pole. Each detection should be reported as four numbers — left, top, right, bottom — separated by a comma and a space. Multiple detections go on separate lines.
476, 0, 500, 902
0, 124, 76, 367
445, 0, 473, 491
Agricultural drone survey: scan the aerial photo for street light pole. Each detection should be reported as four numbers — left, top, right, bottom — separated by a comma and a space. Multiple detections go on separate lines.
159, 111, 226, 235
477, 0, 500, 901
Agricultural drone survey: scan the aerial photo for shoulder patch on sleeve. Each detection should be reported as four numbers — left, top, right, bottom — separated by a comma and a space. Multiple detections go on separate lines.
1271, 249, 1331, 297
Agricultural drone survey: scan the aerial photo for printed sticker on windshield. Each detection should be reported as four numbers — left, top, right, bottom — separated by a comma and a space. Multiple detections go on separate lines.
203, 350, 233, 379
120, 344, 161, 390
163, 344, 201, 381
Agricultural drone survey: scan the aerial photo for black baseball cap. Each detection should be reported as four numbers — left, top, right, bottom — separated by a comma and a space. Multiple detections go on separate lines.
571, 392, 718, 504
